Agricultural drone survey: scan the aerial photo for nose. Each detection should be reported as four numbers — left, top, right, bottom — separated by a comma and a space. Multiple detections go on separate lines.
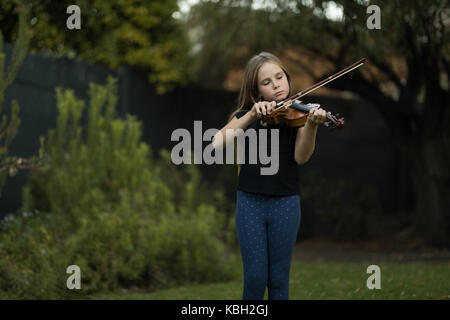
272, 80, 280, 89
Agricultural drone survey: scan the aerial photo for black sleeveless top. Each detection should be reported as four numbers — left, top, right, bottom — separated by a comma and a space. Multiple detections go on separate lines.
235, 110, 301, 196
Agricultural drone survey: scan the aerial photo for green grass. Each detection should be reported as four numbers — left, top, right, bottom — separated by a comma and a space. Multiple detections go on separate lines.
88, 261, 450, 300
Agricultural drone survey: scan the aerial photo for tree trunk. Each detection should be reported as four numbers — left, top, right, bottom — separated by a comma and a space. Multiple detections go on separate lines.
326, 70, 450, 247
405, 137, 450, 247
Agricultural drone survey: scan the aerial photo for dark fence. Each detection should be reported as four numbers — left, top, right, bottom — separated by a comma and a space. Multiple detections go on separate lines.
1, 44, 413, 217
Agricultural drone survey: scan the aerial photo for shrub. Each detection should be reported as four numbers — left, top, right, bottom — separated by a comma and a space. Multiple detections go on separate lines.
0, 77, 238, 299
300, 168, 383, 241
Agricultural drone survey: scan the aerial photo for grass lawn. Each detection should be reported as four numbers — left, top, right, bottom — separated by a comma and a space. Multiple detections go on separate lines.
87, 260, 450, 300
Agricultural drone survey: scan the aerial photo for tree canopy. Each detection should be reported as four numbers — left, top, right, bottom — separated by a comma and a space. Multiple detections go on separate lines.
0, 0, 194, 93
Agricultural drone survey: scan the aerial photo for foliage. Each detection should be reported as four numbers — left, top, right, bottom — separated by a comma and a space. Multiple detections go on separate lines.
188, 0, 448, 90
0, 0, 195, 93
0, 4, 45, 199
300, 168, 383, 241
0, 77, 238, 299
153, 150, 238, 247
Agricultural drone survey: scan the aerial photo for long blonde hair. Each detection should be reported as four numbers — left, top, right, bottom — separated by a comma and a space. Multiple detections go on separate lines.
228, 52, 292, 122
229, 52, 292, 176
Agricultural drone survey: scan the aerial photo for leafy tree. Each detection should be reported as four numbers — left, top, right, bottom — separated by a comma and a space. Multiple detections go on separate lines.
0, 5, 45, 199
187, 0, 450, 246
0, 0, 194, 93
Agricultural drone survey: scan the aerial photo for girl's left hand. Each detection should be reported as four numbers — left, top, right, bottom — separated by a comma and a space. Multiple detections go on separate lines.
307, 107, 327, 126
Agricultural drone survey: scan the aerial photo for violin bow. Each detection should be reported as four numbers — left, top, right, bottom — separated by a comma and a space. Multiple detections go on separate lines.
276, 58, 366, 109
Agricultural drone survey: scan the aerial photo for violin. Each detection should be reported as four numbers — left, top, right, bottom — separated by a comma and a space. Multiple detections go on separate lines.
260, 58, 366, 131
261, 99, 345, 130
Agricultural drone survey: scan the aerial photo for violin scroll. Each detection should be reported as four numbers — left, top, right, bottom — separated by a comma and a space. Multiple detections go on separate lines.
323, 111, 345, 131
290, 100, 345, 130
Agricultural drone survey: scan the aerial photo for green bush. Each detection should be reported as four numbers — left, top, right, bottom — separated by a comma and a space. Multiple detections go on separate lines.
300, 168, 383, 241
153, 150, 237, 247
0, 210, 64, 299
0, 77, 238, 299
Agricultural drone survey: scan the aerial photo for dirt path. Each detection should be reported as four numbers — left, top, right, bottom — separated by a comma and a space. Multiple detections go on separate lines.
293, 237, 450, 263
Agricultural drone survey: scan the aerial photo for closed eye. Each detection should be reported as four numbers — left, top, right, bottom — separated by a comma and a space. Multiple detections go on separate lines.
262, 73, 284, 85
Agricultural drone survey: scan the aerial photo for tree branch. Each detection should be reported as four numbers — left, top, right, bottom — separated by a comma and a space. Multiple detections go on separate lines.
325, 71, 412, 140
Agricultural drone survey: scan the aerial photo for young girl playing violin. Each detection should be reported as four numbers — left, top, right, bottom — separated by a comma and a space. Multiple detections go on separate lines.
212, 52, 327, 300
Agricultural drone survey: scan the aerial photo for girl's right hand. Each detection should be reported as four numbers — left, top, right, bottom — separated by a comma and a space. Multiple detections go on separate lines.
250, 101, 277, 118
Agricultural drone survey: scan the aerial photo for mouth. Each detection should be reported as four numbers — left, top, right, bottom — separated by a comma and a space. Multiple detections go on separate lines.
275, 91, 284, 96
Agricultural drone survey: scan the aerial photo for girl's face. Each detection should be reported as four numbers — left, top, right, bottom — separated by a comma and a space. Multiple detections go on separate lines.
257, 62, 290, 102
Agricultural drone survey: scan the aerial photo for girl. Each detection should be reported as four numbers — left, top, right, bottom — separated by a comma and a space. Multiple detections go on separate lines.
212, 52, 327, 300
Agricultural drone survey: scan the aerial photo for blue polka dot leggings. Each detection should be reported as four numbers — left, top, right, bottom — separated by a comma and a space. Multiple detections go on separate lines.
235, 190, 301, 300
